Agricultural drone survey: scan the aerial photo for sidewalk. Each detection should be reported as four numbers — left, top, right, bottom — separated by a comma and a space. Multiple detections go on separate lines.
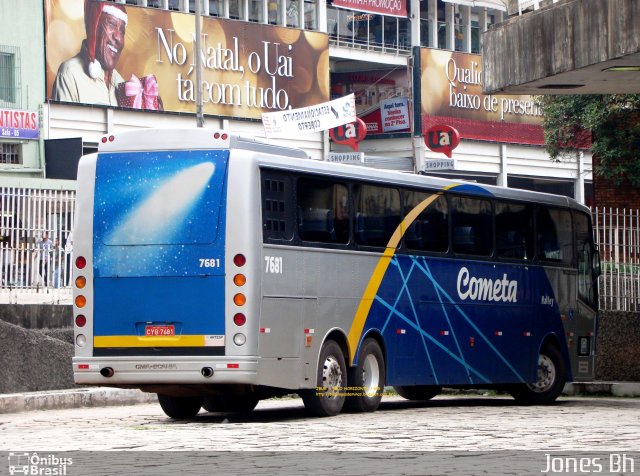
1, 383, 639, 415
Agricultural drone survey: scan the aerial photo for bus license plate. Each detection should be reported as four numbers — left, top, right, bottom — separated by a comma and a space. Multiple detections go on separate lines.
145, 325, 175, 336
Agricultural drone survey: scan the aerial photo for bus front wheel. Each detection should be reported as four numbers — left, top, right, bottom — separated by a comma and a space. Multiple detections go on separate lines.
345, 338, 385, 413
301, 340, 347, 417
157, 394, 203, 419
510, 343, 566, 405
394, 385, 442, 401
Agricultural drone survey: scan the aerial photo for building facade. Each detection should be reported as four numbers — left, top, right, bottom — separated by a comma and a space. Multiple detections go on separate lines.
0, 0, 592, 203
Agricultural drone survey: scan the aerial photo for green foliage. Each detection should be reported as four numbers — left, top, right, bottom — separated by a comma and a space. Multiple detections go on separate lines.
537, 95, 640, 187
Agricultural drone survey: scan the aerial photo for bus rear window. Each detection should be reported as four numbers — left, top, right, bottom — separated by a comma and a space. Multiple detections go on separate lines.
94, 150, 228, 246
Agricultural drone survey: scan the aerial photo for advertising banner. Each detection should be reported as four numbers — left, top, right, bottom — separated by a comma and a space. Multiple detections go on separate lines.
44, 0, 329, 119
0, 109, 39, 140
420, 48, 543, 145
262, 94, 356, 138
332, 0, 408, 18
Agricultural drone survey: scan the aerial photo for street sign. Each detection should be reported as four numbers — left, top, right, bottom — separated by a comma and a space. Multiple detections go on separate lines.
424, 125, 460, 158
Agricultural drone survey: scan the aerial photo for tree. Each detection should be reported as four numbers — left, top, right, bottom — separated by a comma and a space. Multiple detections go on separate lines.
537, 94, 640, 187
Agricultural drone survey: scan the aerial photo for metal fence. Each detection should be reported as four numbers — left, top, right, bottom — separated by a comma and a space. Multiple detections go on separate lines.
0, 187, 637, 311
593, 207, 640, 312
0, 187, 75, 302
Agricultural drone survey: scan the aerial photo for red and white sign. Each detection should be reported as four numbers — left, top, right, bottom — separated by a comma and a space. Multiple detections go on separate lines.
332, 0, 407, 18
329, 118, 367, 151
424, 125, 460, 158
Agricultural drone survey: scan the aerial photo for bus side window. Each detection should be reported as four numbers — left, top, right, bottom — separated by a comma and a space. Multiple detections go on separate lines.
450, 196, 492, 256
403, 191, 448, 253
536, 208, 572, 264
354, 184, 401, 248
297, 178, 349, 244
575, 212, 597, 307
495, 202, 534, 260
262, 173, 294, 242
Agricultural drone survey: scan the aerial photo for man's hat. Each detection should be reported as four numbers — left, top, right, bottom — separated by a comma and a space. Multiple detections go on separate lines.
84, 0, 128, 79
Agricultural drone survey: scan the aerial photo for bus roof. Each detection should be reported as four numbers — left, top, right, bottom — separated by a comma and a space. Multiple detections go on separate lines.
95, 128, 589, 214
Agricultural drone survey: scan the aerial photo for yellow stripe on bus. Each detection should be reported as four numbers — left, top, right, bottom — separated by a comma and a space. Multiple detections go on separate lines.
346, 186, 457, 363
94, 335, 206, 348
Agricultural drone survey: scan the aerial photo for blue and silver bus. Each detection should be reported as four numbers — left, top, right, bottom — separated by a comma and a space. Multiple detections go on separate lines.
72, 128, 599, 418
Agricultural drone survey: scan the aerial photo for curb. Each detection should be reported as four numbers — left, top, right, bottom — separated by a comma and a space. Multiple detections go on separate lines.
0, 387, 157, 414
1, 383, 638, 415
563, 382, 640, 397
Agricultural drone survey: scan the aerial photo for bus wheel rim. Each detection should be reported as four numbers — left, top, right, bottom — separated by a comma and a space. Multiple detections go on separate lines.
528, 354, 555, 393
362, 353, 380, 397
322, 355, 343, 400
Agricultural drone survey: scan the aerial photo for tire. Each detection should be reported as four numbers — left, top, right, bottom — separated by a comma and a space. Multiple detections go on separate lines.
510, 343, 566, 405
202, 394, 259, 413
157, 394, 203, 419
344, 338, 386, 412
394, 385, 442, 401
301, 340, 347, 417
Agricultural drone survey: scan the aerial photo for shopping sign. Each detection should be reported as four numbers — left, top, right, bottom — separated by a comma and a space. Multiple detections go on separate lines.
424, 125, 460, 158
329, 118, 367, 151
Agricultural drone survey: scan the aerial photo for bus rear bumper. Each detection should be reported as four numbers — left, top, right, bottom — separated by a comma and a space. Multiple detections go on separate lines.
72, 356, 258, 386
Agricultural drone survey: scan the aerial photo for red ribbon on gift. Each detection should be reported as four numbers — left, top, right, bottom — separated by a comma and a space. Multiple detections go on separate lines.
124, 74, 159, 110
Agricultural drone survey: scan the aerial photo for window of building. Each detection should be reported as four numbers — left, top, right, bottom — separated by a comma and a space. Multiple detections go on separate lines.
304, 0, 317, 30
147, 0, 161, 8
495, 202, 534, 260
297, 178, 349, 244
0, 48, 18, 106
0, 143, 20, 164
189, 0, 205, 12
268, 0, 281, 24
208, 0, 221, 15
450, 195, 492, 256
536, 208, 572, 264
229, 0, 242, 19
404, 191, 448, 253
249, 0, 264, 21
286, 0, 300, 27
354, 184, 401, 247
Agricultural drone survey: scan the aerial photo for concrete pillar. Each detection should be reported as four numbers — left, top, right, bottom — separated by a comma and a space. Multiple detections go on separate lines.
411, 0, 420, 47
317, 0, 327, 32
428, 0, 437, 48
445, 3, 454, 50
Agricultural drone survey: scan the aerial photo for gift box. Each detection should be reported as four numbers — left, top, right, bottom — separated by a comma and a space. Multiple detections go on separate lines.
116, 74, 162, 111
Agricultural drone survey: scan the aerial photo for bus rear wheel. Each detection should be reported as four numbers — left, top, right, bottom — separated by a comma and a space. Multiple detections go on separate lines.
394, 385, 442, 401
202, 394, 259, 413
345, 338, 385, 413
301, 340, 347, 417
510, 343, 566, 405
157, 394, 203, 419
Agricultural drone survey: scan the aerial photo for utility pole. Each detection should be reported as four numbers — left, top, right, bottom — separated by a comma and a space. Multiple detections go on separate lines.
195, 0, 204, 128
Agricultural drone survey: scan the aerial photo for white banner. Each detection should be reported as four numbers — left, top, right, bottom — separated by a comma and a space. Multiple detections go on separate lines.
328, 152, 364, 164
262, 94, 356, 138
380, 97, 410, 133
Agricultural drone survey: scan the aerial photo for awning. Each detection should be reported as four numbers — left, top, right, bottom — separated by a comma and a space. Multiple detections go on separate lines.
441, 0, 507, 12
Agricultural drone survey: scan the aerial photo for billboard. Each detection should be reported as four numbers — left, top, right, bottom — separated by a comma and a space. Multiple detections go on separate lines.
332, 0, 407, 18
420, 49, 544, 145
45, 0, 330, 119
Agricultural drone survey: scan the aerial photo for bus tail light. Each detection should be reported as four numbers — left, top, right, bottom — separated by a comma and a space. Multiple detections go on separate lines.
75, 315, 87, 327
233, 313, 246, 326
233, 254, 246, 267
233, 293, 246, 306
76, 256, 86, 269
75, 295, 87, 308
75, 276, 86, 289
233, 274, 246, 286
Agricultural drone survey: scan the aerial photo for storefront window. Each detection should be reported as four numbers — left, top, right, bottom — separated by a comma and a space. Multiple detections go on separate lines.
229, 0, 241, 19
